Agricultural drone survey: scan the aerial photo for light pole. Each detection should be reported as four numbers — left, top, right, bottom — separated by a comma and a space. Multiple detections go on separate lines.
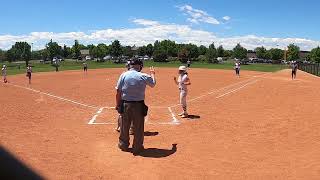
31, 43, 33, 60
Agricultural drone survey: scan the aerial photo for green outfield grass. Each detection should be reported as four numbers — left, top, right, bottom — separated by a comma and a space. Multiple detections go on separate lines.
2, 60, 286, 76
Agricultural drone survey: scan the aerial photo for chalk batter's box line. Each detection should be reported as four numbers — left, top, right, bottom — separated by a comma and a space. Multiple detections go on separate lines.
89, 122, 180, 125
88, 106, 180, 125
7, 83, 177, 125
89, 74, 269, 125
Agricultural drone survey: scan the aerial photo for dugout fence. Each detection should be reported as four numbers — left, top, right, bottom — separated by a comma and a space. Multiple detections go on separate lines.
298, 63, 320, 77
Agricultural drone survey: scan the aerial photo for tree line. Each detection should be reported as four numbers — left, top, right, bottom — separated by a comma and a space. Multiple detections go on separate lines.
1, 39, 320, 66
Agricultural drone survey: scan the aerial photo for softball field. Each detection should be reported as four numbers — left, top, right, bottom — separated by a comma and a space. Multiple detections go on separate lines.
1, 68, 320, 179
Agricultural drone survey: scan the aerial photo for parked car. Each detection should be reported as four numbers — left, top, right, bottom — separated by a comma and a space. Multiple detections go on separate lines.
240, 59, 249, 65
52, 57, 60, 63
103, 55, 112, 60
143, 55, 150, 60
85, 56, 91, 61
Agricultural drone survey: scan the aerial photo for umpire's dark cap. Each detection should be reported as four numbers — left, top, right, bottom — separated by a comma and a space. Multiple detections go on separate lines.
129, 58, 143, 66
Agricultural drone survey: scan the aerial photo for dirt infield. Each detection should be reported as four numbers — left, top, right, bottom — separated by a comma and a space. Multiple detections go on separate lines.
1, 68, 320, 179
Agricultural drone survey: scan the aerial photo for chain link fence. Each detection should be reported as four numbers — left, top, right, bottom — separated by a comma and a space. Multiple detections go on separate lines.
298, 63, 320, 76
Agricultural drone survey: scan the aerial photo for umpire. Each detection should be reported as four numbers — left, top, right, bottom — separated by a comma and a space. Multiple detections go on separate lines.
115, 59, 156, 155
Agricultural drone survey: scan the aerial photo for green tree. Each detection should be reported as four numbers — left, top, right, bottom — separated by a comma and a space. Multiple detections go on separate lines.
255, 46, 268, 59
153, 48, 168, 62
178, 48, 190, 63
46, 40, 62, 61
31, 50, 43, 60
224, 50, 233, 58
286, 44, 300, 61
72, 40, 81, 58
159, 40, 178, 57
233, 43, 247, 59
206, 43, 217, 63
91, 46, 100, 59
91, 43, 108, 59
198, 45, 207, 56
87, 44, 96, 56
78, 44, 87, 50
62, 44, 72, 58
110, 40, 123, 57
268, 48, 284, 61
6, 48, 15, 62
138, 46, 147, 56
153, 40, 160, 51
217, 45, 225, 57
122, 46, 134, 57
196, 55, 207, 62
7, 42, 31, 65
0, 49, 6, 62
310, 46, 320, 63
146, 44, 154, 57
185, 44, 199, 59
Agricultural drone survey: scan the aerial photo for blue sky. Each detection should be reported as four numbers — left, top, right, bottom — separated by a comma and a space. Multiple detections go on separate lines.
0, 0, 320, 50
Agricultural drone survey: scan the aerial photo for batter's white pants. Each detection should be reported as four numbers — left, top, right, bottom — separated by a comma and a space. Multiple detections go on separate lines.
180, 89, 188, 114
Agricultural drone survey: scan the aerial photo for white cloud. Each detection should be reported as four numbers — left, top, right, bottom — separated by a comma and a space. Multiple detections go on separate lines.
223, 16, 231, 21
132, 19, 160, 26
178, 4, 220, 25
0, 19, 319, 51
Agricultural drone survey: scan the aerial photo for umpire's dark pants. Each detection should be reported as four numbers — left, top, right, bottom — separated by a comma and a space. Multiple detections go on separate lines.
119, 101, 145, 152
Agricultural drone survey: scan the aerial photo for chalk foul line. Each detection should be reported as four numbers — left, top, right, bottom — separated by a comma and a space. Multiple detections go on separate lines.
9, 83, 99, 109
169, 73, 270, 108
215, 80, 258, 99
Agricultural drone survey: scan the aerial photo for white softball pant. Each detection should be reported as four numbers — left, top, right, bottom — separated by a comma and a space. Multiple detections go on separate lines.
180, 89, 188, 112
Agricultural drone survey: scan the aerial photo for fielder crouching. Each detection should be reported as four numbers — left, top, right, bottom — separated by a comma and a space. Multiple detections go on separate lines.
115, 59, 156, 155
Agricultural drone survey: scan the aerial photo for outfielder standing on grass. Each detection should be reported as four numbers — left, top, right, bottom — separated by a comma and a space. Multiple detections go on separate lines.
1, 65, 8, 83
115, 59, 156, 155
174, 66, 191, 118
187, 59, 191, 68
26, 64, 32, 84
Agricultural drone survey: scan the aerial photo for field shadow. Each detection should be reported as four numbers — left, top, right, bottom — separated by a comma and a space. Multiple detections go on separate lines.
0, 146, 43, 180
144, 131, 159, 136
135, 144, 177, 158
187, 115, 201, 119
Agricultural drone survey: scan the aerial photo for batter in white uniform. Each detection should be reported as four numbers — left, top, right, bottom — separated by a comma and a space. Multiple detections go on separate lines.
174, 66, 191, 118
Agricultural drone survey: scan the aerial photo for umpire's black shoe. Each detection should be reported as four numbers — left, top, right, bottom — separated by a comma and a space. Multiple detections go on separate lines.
118, 144, 129, 152
132, 147, 145, 156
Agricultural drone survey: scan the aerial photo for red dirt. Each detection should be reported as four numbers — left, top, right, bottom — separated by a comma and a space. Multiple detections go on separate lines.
1, 68, 319, 179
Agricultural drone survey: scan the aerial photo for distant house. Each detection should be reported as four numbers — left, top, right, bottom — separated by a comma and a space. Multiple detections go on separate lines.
80, 50, 90, 59
131, 46, 139, 52
247, 52, 257, 59
299, 51, 310, 60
